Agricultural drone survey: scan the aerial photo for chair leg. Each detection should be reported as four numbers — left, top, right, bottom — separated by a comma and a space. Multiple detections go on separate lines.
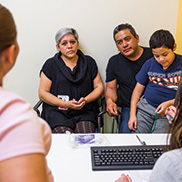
112, 118, 115, 133
97, 115, 104, 133
117, 115, 121, 133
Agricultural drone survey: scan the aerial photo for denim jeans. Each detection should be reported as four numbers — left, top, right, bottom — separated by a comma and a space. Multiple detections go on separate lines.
119, 107, 132, 133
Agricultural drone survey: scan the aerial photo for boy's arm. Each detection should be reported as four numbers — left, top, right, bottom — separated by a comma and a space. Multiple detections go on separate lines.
156, 99, 175, 116
128, 82, 145, 131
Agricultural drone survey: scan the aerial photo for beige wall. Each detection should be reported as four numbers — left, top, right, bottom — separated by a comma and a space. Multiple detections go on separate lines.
2, 0, 179, 107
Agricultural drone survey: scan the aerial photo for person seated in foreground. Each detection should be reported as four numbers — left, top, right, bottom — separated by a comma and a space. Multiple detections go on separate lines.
0, 4, 53, 182
116, 75, 182, 182
39, 27, 104, 133
128, 29, 182, 133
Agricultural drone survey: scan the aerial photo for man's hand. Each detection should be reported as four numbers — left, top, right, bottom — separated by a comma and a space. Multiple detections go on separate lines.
106, 100, 118, 117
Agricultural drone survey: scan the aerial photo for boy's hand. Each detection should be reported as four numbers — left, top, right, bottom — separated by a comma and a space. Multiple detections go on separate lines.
128, 115, 137, 131
155, 101, 172, 116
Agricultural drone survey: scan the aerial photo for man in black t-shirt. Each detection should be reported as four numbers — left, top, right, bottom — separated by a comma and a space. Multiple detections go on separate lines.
105, 23, 153, 133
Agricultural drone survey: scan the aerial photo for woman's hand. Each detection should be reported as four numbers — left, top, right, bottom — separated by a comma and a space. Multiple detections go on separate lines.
115, 174, 132, 182
67, 98, 86, 110
165, 106, 176, 124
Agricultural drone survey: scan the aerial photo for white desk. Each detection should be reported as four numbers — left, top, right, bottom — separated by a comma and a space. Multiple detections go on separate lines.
47, 134, 169, 182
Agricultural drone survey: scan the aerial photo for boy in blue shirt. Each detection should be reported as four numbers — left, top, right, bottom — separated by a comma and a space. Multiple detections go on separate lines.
128, 29, 182, 133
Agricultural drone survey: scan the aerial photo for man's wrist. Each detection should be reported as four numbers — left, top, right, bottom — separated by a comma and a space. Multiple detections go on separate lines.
106, 97, 115, 104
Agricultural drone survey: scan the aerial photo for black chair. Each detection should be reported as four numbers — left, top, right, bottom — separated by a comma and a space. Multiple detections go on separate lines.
33, 96, 105, 133
97, 97, 106, 133
33, 100, 43, 117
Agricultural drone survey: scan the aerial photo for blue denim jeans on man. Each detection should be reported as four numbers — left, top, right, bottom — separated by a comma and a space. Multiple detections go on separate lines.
119, 107, 132, 133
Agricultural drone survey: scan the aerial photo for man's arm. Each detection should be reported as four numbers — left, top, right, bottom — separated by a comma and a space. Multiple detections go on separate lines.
105, 79, 118, 116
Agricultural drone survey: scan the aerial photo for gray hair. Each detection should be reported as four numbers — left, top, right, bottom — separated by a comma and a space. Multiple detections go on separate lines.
55, 27, 79, 45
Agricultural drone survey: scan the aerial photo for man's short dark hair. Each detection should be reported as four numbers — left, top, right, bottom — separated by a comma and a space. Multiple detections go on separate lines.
113, 23, 137, 42
149, 29, 175, 50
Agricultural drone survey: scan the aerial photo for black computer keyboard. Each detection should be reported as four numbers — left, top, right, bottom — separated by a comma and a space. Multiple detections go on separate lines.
91, 145, 168, 171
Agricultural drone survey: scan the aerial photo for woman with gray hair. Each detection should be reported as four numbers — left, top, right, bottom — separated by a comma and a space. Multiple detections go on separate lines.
39, 27, 104, 133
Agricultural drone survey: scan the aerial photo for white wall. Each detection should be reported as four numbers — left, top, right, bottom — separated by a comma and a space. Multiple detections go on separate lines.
1, 0, 179, 106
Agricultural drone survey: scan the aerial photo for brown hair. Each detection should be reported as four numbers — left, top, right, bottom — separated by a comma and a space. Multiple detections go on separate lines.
168, 76, 182, 150
0, 4, 16, 54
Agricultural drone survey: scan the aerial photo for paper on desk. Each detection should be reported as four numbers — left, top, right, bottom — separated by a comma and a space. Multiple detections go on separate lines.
128, 170, 151, 182
69, 134, 111, 148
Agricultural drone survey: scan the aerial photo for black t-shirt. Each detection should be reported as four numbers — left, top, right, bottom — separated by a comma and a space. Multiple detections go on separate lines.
40, 50, 99, 129
106, 47, 153, 108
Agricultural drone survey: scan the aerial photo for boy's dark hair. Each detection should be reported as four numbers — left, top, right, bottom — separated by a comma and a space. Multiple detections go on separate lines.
149, 29, 175, 50
113, 23, 137, 42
